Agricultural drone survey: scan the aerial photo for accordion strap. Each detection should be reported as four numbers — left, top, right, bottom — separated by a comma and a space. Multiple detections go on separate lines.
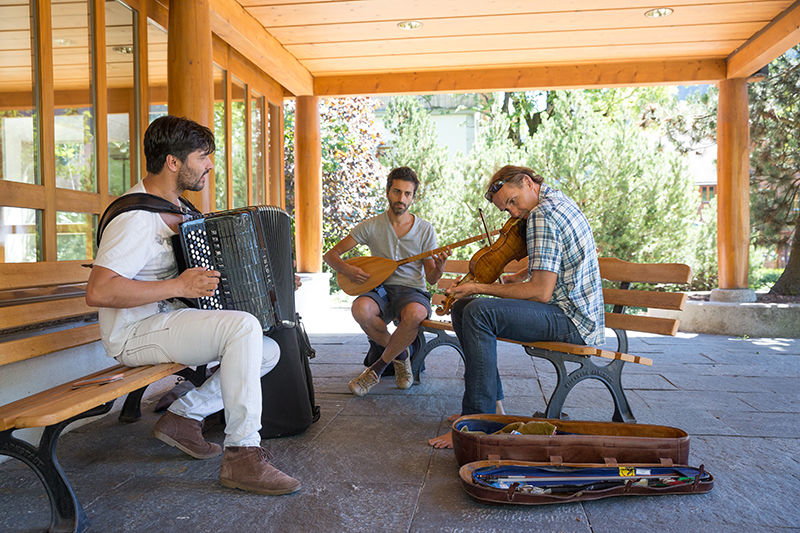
97, 193, 201, 246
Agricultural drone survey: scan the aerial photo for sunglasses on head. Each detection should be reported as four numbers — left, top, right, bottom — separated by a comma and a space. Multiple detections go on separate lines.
484, 180, 507, 202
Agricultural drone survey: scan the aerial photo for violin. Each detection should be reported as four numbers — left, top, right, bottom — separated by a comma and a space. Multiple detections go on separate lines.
436, 217, 527, 316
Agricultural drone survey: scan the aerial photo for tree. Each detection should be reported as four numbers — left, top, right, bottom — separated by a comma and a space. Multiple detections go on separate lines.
379, 97, 465, 247
525, 88, 699, 265
749, 46, 800, 295
283, 97, 385, 266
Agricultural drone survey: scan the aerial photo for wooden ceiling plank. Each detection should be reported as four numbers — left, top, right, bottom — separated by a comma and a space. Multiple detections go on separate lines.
250, 0, 789, 28
304, 41, 740, 73
727, 0, 800, 78
265, 2, 788, 44
288, 22, 763, 60
209, 0, 313, 95
314, 58, 726, 96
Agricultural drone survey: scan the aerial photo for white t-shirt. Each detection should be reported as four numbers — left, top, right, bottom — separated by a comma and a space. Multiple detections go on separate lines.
349, 212, 437, 291
93, 182, 187, 357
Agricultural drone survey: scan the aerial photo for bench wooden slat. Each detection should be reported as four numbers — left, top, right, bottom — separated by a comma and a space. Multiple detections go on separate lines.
441, 259, 527, 275
0, 297, 97, 330
0, 283, 88, 305
0, 261, 91, 291
599, 257, 692, 284
421, 319, 454, 331
0, 365, 128, 429
0, 324, 101, 366
0, 363, 185, 430
421, 320, 653, 365
603, 288, 687, 311
605, 312, 679, 336
0, 364, 146, 427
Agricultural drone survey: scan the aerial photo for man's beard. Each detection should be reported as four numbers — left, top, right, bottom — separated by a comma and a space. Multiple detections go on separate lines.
177, 166, 206, 192
391, 202, 407, 215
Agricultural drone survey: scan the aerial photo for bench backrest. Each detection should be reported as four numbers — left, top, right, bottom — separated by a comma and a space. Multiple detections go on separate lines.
0, 261, 99, 368
432, 257, 691, 336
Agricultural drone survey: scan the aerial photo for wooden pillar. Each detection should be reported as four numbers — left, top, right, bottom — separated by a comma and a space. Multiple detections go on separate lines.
715, 78, 751, 291
294, 96, 322, 273
167, 0, 213, 212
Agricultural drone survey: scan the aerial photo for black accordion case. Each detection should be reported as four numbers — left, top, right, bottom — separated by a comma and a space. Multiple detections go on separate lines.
174, 205, 320, 438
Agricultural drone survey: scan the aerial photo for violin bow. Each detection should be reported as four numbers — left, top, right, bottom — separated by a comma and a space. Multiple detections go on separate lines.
478, 208, 493, 246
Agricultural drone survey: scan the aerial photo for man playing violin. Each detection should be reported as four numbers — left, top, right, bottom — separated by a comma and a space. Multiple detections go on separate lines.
324, 167, 450, 396
429, 165, 605, 448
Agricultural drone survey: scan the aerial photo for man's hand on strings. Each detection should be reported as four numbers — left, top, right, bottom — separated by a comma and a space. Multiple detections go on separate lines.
346, 265, 370, 284
432, 247, 451, 272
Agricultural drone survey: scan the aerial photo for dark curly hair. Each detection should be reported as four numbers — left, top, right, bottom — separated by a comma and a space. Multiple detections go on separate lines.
385, 166, 420, 195
144, 115, 215, 174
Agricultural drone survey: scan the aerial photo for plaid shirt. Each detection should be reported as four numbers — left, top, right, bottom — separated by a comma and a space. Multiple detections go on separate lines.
527, 184, 605, 345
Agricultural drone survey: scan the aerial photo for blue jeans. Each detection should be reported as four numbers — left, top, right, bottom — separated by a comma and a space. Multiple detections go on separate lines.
451, 297, 584, 415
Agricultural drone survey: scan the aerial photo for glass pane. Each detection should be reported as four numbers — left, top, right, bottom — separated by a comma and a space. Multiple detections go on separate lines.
148, 19, 167, 121
56, 211, 95, 261
213, 66, 227, 211
0, 207, 41, 263
106, 0, 137, 195
53, 0, 96, 192
268, 103, 281, 206
231, 78, 247, 208
0, 1, 38, 185
250, 93, 264, 205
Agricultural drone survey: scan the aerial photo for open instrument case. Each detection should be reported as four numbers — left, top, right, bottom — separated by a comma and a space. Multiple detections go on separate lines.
452, 414, 713, 505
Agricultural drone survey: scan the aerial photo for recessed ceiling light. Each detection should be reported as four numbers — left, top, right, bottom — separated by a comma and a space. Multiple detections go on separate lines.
397, 20, 423, 31
53, 38, 73, 46
644, 7, 674, 18
112, 45, 134, 55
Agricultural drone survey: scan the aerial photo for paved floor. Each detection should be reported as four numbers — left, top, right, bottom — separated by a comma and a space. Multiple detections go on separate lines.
1, 308, 799, 532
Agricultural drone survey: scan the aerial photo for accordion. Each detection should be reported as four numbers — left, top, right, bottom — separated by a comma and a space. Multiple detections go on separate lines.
173, 205, 296, 333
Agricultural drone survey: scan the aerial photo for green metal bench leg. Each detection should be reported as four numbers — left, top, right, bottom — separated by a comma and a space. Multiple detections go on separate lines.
525, 346, 636, 424
0, 402, 115, 533
413, 327, 465, 382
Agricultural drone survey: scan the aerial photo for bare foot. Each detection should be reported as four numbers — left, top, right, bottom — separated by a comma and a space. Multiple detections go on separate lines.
446, 413, 460, 423
428, 431, 453, 449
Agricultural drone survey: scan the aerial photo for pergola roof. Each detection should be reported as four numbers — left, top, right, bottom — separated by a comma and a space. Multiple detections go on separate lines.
219, 0, 800, 96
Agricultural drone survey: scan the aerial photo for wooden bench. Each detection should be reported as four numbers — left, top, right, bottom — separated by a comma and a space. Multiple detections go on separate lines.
415, 257, 692, 424
0, 261, 204, 533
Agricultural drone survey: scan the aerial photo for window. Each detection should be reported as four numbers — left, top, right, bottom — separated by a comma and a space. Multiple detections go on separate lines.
56, 211, 95, 261
213, 65, 228, 210
106, 0, 138, 195
1, 207, 41, 263
231, 77, 247, 208
53, 0, 96, 193
0, 1, 39, 186
251, 92, 265, 205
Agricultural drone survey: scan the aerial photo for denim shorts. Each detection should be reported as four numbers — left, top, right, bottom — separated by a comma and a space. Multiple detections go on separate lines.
359, 284, 432, 323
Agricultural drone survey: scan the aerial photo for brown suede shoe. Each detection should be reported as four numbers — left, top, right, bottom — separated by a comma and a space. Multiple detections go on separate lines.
220, 446, 301, 495
153, 411, 222, 460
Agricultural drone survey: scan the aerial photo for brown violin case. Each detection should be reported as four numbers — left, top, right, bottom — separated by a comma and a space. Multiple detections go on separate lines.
452, 414, 712, 505
453, 414, 690, 466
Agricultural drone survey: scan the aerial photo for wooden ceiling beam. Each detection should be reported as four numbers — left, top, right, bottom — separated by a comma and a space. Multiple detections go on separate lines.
208, 0, 312, 95
727, 0, 800, 78
314, 58, 726, 96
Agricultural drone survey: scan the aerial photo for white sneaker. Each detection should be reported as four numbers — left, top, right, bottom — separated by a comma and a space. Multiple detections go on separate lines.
393, 350, 414, 390
348, 368, 379, 397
